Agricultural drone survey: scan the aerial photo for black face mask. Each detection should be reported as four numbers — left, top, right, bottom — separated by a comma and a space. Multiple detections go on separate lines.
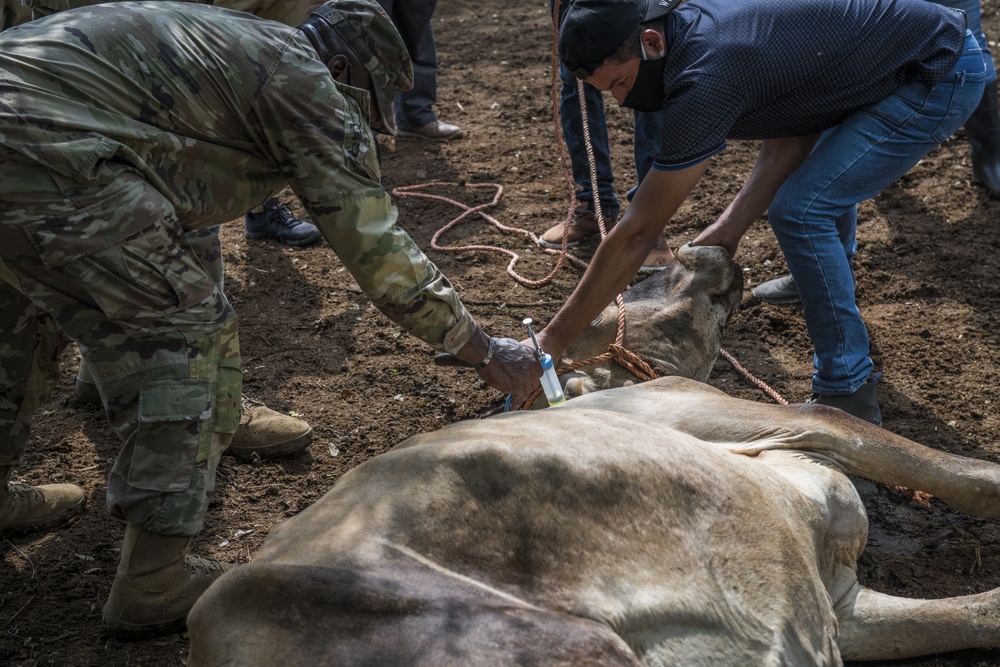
622, 52, 667, 112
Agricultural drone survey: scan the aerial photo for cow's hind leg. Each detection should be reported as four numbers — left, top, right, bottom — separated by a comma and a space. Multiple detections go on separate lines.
623, 380, 1000, 518
780, 404, 1000, 519
188, 561, 642, 666
833, 566, 1000, 660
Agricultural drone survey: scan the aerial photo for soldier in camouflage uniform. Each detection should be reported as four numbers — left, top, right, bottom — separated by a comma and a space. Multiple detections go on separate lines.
27, 0, 319, 24
2, 0, 321, 461
21, 0, 328, 246
0, 0, 540, 636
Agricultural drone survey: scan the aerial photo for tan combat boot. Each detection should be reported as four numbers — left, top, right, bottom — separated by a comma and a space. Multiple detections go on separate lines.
227, 397, 312, 459
103, 524, 234, 637
0, 466, 86, 536
76, 363, 311, 459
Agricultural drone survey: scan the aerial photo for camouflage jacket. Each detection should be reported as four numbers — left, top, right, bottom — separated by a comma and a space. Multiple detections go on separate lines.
3, 0, 317, 35
0, 2, 475, 353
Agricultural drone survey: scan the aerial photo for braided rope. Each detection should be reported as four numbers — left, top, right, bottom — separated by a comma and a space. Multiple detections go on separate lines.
717, 348, 788, 405
391, 182, 589, 287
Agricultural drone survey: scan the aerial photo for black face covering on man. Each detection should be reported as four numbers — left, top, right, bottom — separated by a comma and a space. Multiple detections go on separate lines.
622, 47, 666, 112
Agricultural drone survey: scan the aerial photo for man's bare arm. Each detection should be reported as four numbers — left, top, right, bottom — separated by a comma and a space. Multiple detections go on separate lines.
537, 161, 709, 360
693, 134, 821, 256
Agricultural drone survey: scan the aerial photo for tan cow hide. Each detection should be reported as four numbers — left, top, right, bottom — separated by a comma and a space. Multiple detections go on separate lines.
556, 242, 742, 399
188, 378, 1000, 666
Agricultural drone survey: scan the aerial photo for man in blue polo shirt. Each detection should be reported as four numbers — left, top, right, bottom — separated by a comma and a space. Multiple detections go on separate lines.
531, 0, 985, 425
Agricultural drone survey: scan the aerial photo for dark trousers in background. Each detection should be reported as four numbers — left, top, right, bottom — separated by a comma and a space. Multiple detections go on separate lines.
377, 0, 440, 129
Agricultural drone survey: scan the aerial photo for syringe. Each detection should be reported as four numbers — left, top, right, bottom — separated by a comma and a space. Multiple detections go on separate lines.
523, 318, 566, 407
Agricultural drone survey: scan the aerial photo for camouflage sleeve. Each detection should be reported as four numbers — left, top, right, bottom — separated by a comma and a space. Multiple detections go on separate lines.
25, 0, 313, 26
247, 35, 477, 354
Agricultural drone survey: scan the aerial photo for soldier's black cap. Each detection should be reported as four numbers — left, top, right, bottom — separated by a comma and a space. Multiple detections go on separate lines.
559, 0, 683, 79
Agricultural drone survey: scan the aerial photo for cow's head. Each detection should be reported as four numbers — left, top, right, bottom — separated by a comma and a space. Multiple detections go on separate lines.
553, 243, 743, 400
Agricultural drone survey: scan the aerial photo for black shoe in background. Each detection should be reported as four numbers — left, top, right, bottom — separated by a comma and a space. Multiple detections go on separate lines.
245, 198, 322, 246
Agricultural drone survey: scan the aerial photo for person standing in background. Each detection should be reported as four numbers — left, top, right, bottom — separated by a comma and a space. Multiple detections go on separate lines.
930, 0, 1000, 193
538, 0, 671, 271
376, 0, 462, 140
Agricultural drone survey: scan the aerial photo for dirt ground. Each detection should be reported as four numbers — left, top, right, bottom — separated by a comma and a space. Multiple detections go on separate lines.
6, 1, 1000, 665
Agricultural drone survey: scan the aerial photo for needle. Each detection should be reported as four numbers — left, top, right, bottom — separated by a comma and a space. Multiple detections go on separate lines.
523, 318, 542, 358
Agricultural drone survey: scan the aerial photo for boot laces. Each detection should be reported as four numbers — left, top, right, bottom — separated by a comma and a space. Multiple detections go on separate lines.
273, 203, 300, 228
9, 483, 43, 503
569, 205, 597, 230
241, 394, 266, 411
184, 554, 227, 579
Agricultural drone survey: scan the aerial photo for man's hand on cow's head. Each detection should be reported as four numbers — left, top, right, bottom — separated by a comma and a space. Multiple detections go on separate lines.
692, 135, 822, 258
476, 338, 542, 408
690, 226, 742, 258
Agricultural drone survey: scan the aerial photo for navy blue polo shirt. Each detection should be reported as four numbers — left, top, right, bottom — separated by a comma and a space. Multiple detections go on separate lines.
654, 0, 967, 169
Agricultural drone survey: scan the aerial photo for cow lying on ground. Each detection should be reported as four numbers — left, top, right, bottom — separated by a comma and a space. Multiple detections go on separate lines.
187, 377, 1000, 665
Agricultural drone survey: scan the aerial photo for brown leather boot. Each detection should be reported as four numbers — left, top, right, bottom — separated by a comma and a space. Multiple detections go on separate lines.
103, 524, 234, 637
538, 201, 611, 248
0, 466, 85, 536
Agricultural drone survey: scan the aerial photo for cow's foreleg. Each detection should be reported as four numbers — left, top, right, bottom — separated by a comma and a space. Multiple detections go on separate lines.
833, 570, 1000, 660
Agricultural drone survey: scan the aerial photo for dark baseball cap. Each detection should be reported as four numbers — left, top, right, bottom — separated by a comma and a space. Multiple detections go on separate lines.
559, 0, 684, 79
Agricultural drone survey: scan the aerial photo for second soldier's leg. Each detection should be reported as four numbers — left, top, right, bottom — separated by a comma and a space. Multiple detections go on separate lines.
0, 164, 240, 635
0, 274, 86, 536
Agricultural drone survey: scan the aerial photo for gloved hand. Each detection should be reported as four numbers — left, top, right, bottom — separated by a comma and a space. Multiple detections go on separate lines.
435, 337, 541, 408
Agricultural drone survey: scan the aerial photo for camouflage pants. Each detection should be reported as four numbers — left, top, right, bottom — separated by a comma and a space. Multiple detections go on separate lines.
0, 155, 241, 536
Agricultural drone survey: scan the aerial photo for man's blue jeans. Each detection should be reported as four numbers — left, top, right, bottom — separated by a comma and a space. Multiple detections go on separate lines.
631, 108, 665, 201
558, 63, 620, 220
557, 64, 667, 217
768, 32, 986, 395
